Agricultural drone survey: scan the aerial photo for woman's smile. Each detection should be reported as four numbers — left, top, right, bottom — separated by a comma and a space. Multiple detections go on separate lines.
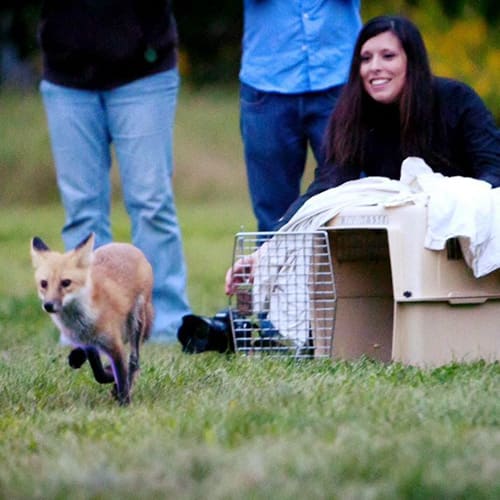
360, 31, 408, 104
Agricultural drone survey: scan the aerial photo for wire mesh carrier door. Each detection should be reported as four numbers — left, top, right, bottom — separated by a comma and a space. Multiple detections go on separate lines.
228, 231, 336, 358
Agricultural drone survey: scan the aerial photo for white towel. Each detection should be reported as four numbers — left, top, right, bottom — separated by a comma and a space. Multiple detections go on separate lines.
280, 175, 418, 232
400, 157, 500, 277
283, 156, 500, 277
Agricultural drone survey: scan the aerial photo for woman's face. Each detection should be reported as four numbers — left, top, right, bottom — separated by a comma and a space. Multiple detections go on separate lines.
359, 31, 408, 104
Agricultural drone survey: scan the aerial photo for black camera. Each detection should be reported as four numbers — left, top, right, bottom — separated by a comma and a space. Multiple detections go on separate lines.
177, 308, 285, 354
177, 309, 243, 354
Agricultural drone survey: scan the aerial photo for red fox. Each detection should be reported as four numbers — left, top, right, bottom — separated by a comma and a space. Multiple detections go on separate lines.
30, 233, 154, 406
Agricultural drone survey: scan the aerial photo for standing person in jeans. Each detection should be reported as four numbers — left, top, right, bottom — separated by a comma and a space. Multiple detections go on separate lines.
38, 1, 190, 342
240, 0, 362, 232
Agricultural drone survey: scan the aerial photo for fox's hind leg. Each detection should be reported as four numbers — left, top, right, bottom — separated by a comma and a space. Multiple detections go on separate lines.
127, 296, 152, 390
128, 308, 143, 390
128, 325, 141, 390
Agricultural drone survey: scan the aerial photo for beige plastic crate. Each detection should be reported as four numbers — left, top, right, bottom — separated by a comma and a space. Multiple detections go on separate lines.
325, 202, 500, 367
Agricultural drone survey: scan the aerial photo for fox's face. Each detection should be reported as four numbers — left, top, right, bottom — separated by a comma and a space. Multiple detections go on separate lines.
30, 234, 95, 314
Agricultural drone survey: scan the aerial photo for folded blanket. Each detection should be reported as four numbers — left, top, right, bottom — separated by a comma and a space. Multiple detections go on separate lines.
282, 157, 500, 277
401, 158, 500, 277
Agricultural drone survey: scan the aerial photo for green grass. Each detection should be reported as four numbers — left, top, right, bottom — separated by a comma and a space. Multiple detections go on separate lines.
1, 331, 498, 498
0, 89, 499, 499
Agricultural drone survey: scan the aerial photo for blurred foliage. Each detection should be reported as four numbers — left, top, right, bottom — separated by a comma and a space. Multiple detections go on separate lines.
0, 1, 498, 118
175, 2, 242, 83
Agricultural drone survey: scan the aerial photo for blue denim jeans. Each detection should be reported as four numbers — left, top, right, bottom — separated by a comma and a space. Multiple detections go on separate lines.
240, 83, 343, 232
40, 70, 190, 341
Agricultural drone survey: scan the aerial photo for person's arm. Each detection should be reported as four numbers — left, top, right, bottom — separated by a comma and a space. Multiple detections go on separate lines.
458, 84, 500, 187
225, 253, 256, 296
274, 161, 361, 229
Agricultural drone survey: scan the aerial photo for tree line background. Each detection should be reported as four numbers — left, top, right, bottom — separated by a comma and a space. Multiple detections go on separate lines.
0, 0, 498, 119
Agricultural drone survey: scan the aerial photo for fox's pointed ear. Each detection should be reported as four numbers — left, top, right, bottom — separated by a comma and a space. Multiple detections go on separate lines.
75, 233, 95, 251
32, 236, 50, 252
73, 233, 95, 267
31, 236, 50, 268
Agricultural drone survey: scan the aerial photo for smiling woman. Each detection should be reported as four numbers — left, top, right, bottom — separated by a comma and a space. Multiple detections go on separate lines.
219, 15, 500, 312
274, 15, 500, 226
359, 31, 408, 104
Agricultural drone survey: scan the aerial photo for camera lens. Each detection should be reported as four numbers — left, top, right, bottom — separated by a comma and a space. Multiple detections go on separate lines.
177, 313, 232, 353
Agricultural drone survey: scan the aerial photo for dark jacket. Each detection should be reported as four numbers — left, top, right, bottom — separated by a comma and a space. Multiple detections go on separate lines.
39, 1, 178, 90
279, 77, 500, 228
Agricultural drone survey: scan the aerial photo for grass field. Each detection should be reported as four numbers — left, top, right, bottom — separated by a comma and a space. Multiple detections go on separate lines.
0, 88, 499, 499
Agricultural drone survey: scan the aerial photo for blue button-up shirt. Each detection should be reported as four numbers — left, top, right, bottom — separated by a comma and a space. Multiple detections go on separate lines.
240, 0, 362, 93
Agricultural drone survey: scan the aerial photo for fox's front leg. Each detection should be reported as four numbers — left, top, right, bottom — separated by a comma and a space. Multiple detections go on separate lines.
105, 345, 130, 406
112, 358, 130, 406
68, 347, 115, 384
85, 347, 115, 384
68, 347, 87, 369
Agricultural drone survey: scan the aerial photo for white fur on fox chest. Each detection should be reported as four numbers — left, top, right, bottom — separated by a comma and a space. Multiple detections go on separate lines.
54, 288, 100, 345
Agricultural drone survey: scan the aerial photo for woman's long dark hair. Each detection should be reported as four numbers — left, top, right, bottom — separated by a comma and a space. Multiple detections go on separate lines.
326, 15, 434, 167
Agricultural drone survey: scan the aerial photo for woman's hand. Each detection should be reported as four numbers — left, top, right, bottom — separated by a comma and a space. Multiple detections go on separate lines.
224, 254, 256, 296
